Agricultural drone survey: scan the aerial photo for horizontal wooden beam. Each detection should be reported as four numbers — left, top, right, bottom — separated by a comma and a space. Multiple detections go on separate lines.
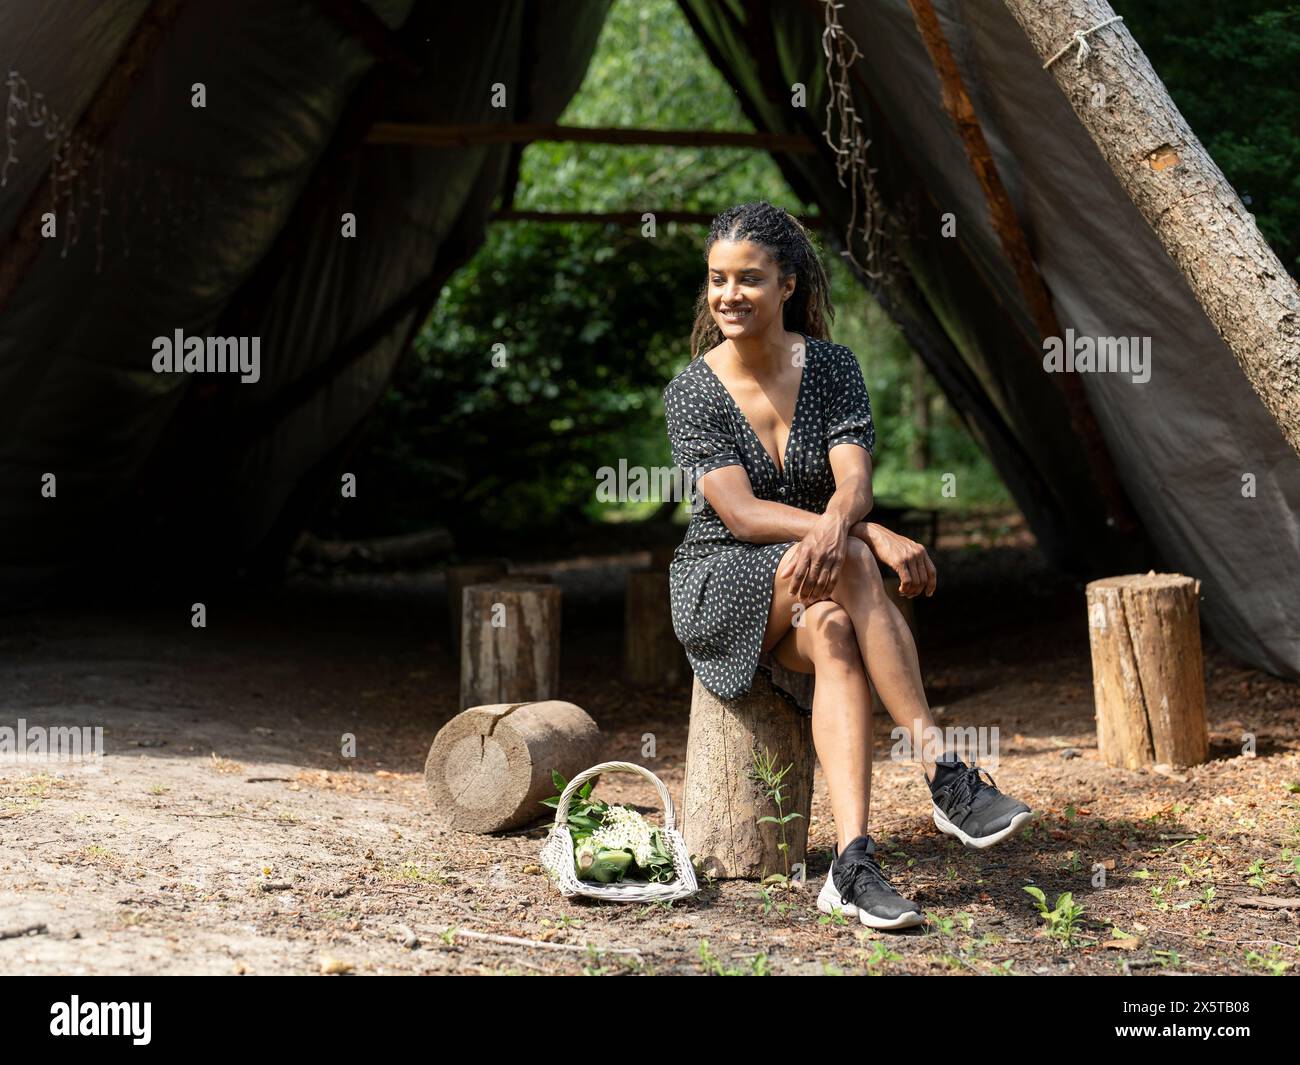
365, 121, 817, 153
492, 209, 824, 227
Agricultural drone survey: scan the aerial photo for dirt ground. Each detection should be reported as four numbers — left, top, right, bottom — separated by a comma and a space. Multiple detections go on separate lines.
2, 516, 1297, 976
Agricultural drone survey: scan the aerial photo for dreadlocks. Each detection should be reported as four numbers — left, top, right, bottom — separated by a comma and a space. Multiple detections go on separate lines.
689, 201, 835, 359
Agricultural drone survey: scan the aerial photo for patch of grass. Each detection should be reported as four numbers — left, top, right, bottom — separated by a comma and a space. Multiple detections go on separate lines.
862, 941, 901, 974
698, 939, 769, 976
1244, 946, 1293, 976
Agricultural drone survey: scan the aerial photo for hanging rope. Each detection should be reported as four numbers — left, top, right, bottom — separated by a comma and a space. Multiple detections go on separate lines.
819, 0, 887, 280
1042, 15, 1124, 70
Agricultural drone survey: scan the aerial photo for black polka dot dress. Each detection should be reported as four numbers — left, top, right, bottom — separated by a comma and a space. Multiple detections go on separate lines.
663, 335, 876, 714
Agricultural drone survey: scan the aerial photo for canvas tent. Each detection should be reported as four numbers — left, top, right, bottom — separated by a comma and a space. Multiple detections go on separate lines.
0, 1, 1297, 680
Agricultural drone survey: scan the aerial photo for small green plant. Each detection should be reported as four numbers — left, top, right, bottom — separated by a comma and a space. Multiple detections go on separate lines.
698, 939, 768, 976
748, 746, 804, 889
818, 904, 849, 927
582, 944, 612, 976
1244, 946, 1293, 976
1023, 885, 1084, 946
863, 941, 901, 974
1245, 858, 1276, 889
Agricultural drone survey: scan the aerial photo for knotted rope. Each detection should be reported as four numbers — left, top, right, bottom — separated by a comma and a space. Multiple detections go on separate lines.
1042, 14, 1124, 70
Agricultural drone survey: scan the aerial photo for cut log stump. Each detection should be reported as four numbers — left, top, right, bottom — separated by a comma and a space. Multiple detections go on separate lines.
1086, 573, 1209, 770
460, 581, 562, 710
682, 672, 814, 880
447, 562, 507, 649
624, 569, 687, 685
424, 700, 601, 833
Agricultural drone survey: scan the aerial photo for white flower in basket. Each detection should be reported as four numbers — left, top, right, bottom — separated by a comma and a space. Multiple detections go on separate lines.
539, 760, 699, 903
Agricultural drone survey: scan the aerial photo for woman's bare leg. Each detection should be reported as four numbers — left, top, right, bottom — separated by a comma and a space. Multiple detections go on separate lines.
828, 538, 944, 782
763, 547, 874, 850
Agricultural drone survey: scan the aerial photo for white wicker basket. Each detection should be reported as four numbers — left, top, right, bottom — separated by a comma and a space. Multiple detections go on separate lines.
539, 760, 699, 902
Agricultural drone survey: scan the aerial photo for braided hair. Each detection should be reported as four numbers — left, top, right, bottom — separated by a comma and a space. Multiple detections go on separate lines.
689, 201, 835, 359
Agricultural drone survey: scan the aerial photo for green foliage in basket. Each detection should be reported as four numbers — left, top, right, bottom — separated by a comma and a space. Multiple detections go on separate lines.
544, 769, 678, 885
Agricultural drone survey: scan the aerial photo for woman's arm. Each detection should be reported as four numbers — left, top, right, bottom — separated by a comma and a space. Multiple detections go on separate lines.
696, 443, 873, 544
696, 444, 874, 600
849, 522, 937, 598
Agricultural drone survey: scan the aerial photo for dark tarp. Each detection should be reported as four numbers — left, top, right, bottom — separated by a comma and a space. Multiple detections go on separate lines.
0, 0, 610, 593
680, 0, 1300, 680
1, 0, 1297, 681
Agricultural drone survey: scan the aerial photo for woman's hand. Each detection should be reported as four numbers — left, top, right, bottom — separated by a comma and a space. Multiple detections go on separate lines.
853, 522, 936, 598
778, 514, 849, 602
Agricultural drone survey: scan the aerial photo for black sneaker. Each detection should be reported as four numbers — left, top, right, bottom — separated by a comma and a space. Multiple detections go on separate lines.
929, 757, 1034, 848
816, 835, 923, 930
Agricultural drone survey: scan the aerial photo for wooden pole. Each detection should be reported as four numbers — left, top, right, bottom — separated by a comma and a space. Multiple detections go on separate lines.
364, 121, 817, 153
1002, 0, 1300, 457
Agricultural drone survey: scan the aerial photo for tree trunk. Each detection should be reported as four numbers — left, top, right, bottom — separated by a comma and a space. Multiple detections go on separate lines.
1002, 0, 1300, 456
624, 569, 687, 685
1086, 573, 1208, 769
460, 581, 562, 709
424, 700, 601, 833
681, 674, 814, 880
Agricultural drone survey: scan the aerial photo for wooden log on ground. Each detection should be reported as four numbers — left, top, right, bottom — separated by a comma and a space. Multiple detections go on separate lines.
424, 700, 601, 833
624, 569, 687, 685
460, 581, 562, 709
682, 673, 814, 880
1086, 573, 1208, 769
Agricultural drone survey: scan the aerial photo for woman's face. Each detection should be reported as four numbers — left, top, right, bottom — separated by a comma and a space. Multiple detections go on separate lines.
706, 239, 794, 341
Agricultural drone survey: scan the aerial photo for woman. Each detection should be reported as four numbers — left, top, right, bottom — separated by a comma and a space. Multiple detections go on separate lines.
663, 202, 1033, 930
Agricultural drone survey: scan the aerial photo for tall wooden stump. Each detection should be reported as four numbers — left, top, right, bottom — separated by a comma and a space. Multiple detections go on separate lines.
460, 581, 562, 710
624, 569, 687, 685
1086, 573, 1209, 769
424, 701, 601, 833
682, 672, 814, 880
447, 562, 507, 649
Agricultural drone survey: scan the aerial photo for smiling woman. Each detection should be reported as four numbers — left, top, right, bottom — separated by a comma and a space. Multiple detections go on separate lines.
663, 201, 1033, 931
